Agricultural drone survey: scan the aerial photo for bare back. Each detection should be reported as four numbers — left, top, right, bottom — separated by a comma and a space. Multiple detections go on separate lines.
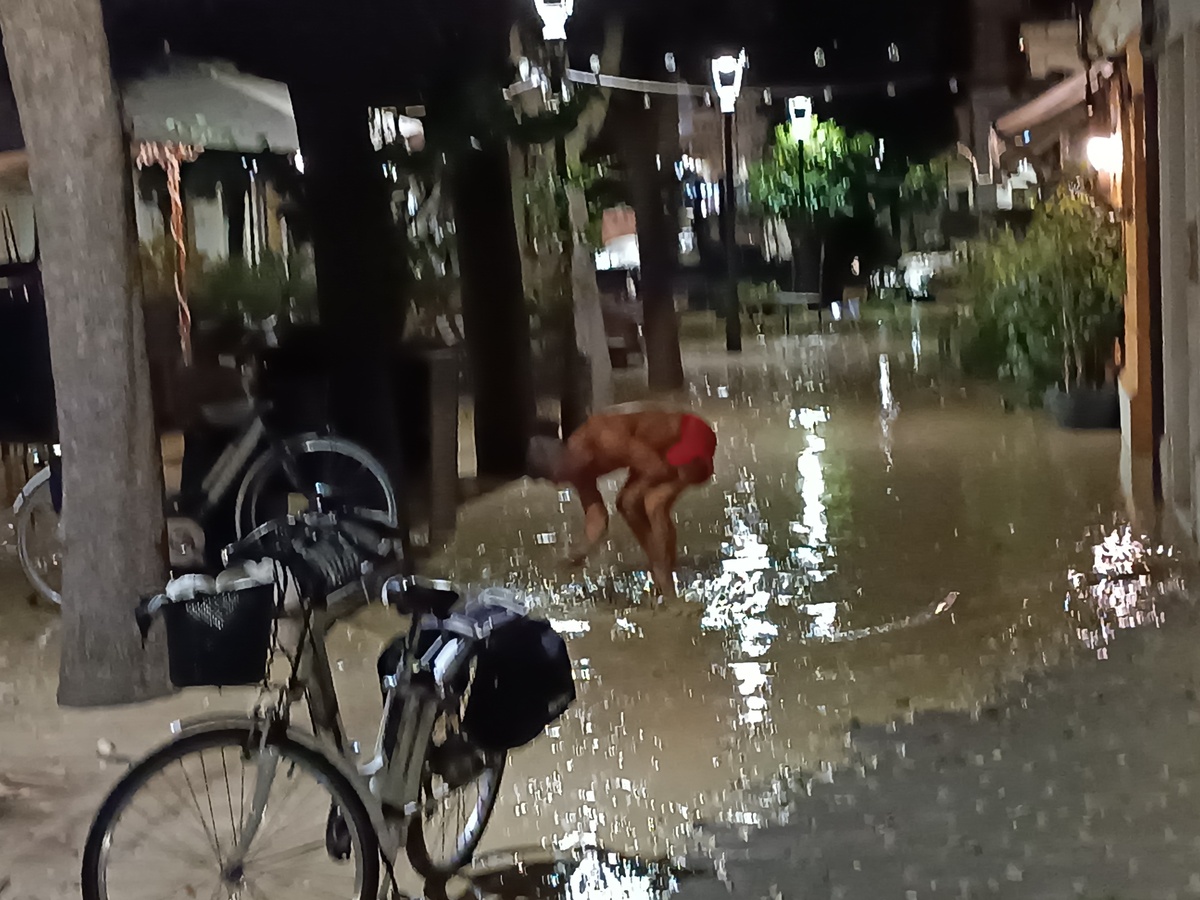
564, 412, 684, 480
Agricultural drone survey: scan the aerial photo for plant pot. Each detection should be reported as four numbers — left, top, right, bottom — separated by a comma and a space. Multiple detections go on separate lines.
1042, 384, 1119, 430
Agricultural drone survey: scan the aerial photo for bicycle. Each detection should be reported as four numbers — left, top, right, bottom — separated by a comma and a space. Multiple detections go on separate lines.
11, 321, 399, 606
81, 508, 576, 899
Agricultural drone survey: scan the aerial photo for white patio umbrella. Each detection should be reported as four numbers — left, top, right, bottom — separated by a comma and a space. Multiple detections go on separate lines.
122, 59, 300, 153
121, 59, 301, 362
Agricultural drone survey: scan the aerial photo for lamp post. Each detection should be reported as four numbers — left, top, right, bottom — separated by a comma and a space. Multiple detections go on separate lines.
534, 0, 586, 434
712, 51, 746, 352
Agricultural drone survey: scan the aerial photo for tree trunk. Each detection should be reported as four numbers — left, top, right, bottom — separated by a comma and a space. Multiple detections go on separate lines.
290, 88, 403, 480
2, 0, 170, 706
789, 227, 822, 294
616, 93, 683, 391
452, 141, 535, 477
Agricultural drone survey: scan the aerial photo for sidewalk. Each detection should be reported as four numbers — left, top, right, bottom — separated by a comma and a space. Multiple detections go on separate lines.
679, 587, 1200, 900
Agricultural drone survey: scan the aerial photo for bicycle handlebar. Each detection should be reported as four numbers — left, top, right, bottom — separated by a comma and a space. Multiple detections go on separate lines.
223, 508, 403, 600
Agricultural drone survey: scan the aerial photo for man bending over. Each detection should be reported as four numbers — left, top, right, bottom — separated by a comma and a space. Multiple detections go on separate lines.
527, 410, 717, 600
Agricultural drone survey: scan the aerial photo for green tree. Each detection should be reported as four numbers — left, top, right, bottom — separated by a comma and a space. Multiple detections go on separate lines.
749, 118, 878, 298
896, 158, 949, 251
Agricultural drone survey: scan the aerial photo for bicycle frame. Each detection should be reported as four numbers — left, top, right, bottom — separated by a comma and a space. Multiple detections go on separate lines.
193, 413, 268, 518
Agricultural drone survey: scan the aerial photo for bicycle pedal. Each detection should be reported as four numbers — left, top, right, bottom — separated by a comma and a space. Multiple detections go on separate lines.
325, 803, 352, 861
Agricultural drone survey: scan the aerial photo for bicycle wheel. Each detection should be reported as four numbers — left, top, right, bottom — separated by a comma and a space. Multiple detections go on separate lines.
405, 702, 506, 878
82, 725, 379, 900
234, 435, 399, 540
15, 468, 63, 606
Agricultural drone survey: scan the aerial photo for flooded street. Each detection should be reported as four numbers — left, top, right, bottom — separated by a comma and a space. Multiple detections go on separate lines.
0, 316, 1188, 899
360, 314, 1167, 864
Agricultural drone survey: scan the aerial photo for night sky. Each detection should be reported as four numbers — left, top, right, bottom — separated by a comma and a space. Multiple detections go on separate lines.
2, 0, 974, 161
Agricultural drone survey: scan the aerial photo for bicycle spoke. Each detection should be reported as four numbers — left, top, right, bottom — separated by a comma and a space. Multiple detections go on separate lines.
198, 752, 226, 864
247, 839, 328, 868
177, 760, 225, 865
221, 747, 239, 846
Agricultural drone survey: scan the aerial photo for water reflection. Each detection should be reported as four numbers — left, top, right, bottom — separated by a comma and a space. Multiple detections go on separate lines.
1067, 526, 1177, 657
438, 849, 684, 900
878, 352, 899, 470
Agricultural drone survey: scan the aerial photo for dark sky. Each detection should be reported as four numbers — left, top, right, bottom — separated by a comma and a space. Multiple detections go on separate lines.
3, 0, 972, 159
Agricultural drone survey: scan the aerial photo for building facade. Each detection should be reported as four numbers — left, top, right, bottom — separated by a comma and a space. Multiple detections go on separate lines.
1151, 0, 1200, 536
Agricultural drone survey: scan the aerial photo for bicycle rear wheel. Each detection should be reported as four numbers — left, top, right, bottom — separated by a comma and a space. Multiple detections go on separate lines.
15, 468, 62, 606
234, 435, 399, 540
82, 725, 379, 900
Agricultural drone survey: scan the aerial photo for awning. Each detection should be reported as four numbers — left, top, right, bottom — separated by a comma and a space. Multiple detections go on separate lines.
994, 61, 1113, 139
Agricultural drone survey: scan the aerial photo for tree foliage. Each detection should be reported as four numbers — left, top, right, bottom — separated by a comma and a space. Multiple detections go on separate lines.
748, 118, 878, 236
959, 187, 1124, 397
900, 159, 948, 216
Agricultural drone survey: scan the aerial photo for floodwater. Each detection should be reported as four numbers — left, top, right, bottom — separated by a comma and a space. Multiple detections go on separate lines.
0, 311, 1181, 898
340, 311, 1168, 872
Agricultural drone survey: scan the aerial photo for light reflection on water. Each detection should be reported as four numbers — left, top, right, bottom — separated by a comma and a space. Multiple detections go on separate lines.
1067, 526, 1179, 657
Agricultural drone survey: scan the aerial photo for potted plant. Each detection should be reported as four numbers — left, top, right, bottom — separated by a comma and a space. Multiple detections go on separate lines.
960, 187, 1124, 427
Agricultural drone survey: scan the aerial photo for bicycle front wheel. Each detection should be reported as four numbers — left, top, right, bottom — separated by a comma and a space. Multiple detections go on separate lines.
234, 435, 399, 540
82, 725, 379, 900
15, 468, 63, 606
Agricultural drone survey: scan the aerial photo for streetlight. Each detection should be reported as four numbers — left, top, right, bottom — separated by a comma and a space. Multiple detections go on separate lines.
534, 0, 573, 41
533, 0, 586, 433
712, 50, 746, 353
788, 95, 814, 143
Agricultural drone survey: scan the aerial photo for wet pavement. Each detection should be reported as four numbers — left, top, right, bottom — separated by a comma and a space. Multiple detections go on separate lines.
0, 312, 1194, 898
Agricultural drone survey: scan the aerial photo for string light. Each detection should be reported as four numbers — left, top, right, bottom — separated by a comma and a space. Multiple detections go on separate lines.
888, 42, 901, 62
814, 47, 827, 68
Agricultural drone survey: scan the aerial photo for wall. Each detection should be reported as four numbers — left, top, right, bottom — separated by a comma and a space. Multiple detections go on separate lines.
1157, 19, 1200, 537
1167, 0, 1200, 35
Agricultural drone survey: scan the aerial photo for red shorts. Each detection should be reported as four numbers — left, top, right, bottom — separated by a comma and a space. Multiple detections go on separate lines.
665, 414, 717, 481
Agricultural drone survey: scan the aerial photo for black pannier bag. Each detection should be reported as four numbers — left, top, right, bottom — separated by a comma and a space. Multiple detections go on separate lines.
464, 616, 576, 752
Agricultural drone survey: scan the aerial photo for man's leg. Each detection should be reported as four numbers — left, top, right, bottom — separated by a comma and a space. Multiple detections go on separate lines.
643, 479, 687, 601
616, 476, 657, 569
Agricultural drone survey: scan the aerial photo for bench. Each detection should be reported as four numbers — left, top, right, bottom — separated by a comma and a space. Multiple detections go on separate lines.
775, 292, 823, 334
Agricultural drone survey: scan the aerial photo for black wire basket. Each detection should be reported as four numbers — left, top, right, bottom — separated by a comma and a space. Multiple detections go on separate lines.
161, 584, 277, 688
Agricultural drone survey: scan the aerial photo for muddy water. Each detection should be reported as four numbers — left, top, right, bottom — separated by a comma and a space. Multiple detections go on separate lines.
332, 318, 1140, 867
0, 316, 1167, 897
